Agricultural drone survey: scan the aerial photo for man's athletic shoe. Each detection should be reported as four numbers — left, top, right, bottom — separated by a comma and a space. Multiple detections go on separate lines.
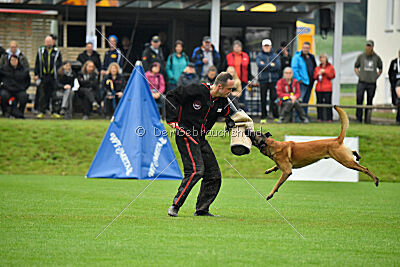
92, 102, 99, 111
194, 211, 220, 217
51, 113, 62, 119
168, 206, 179, 217
36, 113, 44, 119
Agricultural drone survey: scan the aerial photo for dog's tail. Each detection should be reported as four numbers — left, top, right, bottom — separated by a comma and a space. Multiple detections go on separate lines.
335, 106, 349, 144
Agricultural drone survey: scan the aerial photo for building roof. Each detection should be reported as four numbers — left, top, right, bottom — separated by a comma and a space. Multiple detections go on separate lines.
0, 0, 360, 11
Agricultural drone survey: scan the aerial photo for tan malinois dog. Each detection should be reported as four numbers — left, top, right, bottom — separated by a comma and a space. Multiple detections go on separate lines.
246, 106, 379, 200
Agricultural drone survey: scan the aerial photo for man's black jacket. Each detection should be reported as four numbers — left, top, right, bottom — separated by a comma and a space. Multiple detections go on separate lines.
166, 83, 232, 138
141, 46, 165, 72
388, 58, 400, 86
77, 50, 102, 72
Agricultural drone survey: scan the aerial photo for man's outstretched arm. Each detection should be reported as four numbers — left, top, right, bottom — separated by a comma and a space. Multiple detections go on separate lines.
165, 86, 186, 128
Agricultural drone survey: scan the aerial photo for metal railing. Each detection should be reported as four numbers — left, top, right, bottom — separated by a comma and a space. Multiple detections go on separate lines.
299, 103, 398, 110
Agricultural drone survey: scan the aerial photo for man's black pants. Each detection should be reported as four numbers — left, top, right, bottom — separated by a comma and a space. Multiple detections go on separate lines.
38, 75, 57, 113
390, 82, 398, 106
172, 135, 221, 213
260, 82, 279, 119
356, 82, 376, 123
397, 100, 400, 123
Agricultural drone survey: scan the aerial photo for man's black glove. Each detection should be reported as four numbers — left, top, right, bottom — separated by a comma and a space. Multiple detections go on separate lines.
225, 117, 235, 132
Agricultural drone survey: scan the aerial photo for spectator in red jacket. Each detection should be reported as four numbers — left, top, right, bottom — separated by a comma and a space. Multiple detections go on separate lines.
276, 67, 308, 123
224, 40, 251, 110
313, 53, 336, 122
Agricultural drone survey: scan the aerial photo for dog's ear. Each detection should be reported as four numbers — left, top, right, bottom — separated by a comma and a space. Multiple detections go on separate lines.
264, 132, 272, 138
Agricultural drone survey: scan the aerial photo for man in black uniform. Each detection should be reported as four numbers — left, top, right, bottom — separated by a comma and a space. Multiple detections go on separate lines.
166, 72, 235, 217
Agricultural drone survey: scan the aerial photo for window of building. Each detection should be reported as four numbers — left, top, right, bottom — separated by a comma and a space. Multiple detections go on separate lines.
397, 0, 400, 31
386, 0, 394, 32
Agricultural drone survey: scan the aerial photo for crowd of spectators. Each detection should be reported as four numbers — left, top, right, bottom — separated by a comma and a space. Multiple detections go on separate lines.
0, 33, 398, 125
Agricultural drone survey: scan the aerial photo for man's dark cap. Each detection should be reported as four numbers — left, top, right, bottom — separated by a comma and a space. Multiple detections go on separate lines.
203, 36, 211, 42
151, 36, 161, 42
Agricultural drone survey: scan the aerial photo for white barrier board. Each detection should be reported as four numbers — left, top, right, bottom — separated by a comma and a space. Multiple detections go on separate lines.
284, 135, 359, 182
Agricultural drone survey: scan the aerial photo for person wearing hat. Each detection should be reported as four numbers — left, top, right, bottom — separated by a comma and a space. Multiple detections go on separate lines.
101, 35, 123, 76
166, 40, 189, 91
256, 38, 281, 122
191, 36, 221, 78
177, 62, 200, 87
141, 35, 165, 73
201, 65, 218, 84
354, 40, 383, 123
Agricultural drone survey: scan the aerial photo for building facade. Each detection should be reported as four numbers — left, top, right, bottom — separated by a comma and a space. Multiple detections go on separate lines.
367, 0, 400, 104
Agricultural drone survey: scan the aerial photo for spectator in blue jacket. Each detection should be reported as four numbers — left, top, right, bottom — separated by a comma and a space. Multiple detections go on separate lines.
166, 40, 189, 91
101, 35, 123, 76
256, 39, 281, 122
191, 36, 221, 78
291, 41, 316, 116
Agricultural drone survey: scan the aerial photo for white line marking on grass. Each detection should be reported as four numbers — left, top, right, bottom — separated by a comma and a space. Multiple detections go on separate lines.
224, 159, 305, 239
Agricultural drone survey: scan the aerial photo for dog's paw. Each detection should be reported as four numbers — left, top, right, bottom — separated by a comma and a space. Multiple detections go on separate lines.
375, 178, 379, 187
266, 194, 273, 201
265, 170, 272, 175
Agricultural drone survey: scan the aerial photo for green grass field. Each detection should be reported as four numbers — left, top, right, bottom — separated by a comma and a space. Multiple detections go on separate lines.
1, 118, 399, 181
315, 35, 365, 56
1, 118, 399, 265
1, 175, 399, 265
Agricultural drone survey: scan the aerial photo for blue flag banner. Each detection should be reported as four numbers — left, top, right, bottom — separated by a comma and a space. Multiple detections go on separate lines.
86, 65, 182, 180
